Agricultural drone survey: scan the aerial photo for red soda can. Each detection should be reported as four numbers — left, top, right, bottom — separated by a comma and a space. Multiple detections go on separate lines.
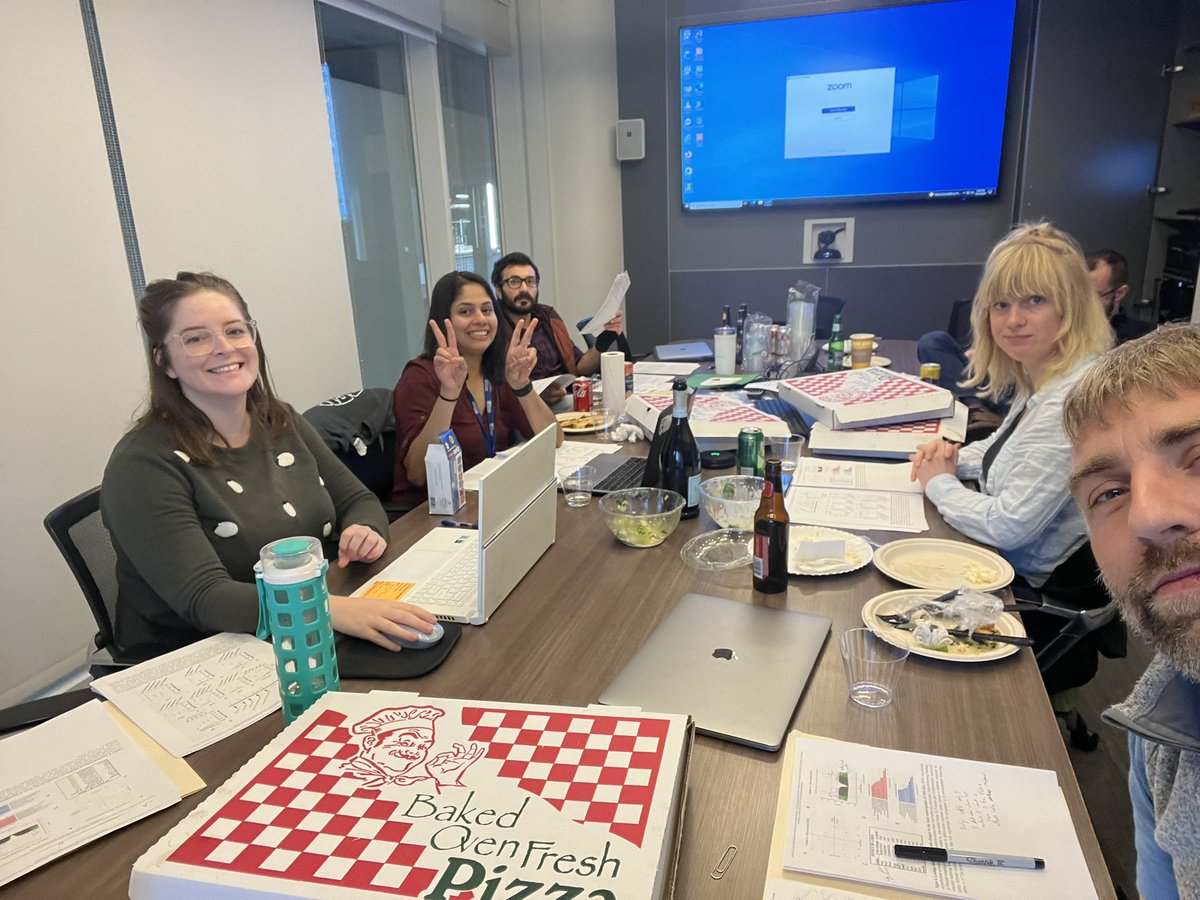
572, 378, 593, 411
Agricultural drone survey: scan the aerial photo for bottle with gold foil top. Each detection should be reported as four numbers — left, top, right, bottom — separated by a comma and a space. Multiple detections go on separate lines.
753, 459, 789, 593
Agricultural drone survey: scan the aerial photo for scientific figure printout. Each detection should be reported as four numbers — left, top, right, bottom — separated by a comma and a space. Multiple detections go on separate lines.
784, 486, 928, 533
781, 735, 1095, 899
91, 632, 280, 757
0, 700, 179, 887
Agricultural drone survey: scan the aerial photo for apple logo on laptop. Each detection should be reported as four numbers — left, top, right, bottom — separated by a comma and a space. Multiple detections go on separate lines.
712, 648, 737, 661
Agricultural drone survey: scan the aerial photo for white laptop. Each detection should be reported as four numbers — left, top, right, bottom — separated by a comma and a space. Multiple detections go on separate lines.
353, 425, 557, 625
599, 593, 831, 751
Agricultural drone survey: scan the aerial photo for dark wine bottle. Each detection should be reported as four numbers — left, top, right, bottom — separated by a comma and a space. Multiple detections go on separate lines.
659, 379, 701, 520
753, 458, 789, 593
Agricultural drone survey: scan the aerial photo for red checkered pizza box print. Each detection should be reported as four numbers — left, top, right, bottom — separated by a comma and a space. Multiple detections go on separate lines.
786, 371, 939, 407
460, 707, 669, 848
845, 419, 946, 434
166, 706, 671, 896
637, 393, 778, 424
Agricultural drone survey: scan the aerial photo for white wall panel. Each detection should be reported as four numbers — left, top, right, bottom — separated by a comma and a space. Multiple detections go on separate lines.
95, 0, 362, 409
0, 0, 146, 705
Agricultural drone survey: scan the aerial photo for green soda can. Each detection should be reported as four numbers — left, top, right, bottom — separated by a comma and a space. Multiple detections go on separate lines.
738, 427, 765, 477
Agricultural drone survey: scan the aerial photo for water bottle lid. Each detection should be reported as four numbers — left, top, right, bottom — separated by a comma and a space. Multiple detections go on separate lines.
259, 536, 324, 584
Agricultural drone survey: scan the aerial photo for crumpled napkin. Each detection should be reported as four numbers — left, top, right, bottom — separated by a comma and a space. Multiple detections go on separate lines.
610, 423, 643, 443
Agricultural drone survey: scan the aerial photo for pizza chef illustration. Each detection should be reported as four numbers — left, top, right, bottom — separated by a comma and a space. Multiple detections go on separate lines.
344, 705, 484, 791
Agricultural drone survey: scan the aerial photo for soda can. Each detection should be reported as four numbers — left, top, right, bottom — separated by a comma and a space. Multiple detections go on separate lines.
738, 427, 765, 477
572, 378, 592, 411
919, 362, 942, 384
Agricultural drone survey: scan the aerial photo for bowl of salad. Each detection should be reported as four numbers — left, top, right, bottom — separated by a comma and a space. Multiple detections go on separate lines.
597, 488, 686, 548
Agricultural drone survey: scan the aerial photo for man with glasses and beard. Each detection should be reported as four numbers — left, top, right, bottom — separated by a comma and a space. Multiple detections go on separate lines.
1086, 249, 1154, 345
1064, 323, 1200, 900
491, 252, 628, 404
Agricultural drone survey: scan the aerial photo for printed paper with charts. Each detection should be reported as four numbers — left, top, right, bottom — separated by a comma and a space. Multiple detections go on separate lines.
130, 690, 691, 900
780, 735, 1095, 899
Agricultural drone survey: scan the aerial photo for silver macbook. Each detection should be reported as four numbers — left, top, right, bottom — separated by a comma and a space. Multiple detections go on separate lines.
353, 425, 557, 625
599, 593, 831, 751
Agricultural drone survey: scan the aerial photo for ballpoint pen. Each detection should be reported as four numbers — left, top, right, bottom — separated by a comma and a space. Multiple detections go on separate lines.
894, 844, 1045, 869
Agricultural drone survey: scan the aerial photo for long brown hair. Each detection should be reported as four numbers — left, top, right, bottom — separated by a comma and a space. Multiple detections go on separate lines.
135, 272, 291, 465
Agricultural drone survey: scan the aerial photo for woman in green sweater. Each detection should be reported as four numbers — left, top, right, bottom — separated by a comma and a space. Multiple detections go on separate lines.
102, 272, 437, 654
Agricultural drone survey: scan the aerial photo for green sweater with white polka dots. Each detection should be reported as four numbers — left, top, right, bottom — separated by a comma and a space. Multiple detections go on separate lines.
101, 410, 388, 652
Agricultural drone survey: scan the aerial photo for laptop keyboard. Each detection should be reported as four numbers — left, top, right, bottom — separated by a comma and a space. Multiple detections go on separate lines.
407, 550, 478, 610
755, 396, 811, 438
595, 456, 648, 492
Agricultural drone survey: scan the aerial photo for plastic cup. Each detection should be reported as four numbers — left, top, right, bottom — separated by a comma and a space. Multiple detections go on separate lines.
714, 326, 737, 374
850, 333, 876, 369
766, 435, 805, 487
559, 465, 596, 507
840, 628, 909, 708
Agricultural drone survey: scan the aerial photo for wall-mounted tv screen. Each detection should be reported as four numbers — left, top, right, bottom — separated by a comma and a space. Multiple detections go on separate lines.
680, 0, 1018, 209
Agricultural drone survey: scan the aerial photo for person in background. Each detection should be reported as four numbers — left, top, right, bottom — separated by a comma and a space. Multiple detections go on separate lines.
491, 252, 627, 404
909, 223, 1117, 697
1086, 249, 1155, 345
103, 272, 437, 654
391, 270, 561, 510
1064, 323, 1200, 900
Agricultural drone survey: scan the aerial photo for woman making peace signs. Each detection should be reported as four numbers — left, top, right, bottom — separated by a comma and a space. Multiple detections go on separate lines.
392, 270, 562, 509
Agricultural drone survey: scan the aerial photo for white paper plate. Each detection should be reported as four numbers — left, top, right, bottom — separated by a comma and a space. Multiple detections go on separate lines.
556, 411, 612, 434
788, 525, 873, 576
872, 538, 1014, 592
840, 355, 892, 368
863, 589, 1026, 662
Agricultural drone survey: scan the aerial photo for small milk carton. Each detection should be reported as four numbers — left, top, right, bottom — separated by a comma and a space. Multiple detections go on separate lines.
425, 429, 465, 515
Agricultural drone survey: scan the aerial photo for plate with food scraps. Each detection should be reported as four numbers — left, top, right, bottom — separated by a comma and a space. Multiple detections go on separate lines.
556, 411, 613, 434
872, 538, 1014, 591
788, 525, 873, 576
863, 589, 1027, 662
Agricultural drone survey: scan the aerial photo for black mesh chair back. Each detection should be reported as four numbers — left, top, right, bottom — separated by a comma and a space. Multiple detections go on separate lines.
947, 297, 974, 346
814, 296, 845, 340
43, 487, 120, 654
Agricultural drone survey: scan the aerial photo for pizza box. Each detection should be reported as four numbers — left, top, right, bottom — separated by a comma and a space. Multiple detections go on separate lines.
808, 402, 969, 459
131, 691, 693, 900
778, 368, 955, 430
625, 392, 790, 451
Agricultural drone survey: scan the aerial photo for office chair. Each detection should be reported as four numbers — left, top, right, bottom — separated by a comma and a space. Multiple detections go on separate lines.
814, 296, 844, 341
576, 316, 633, 358
1011, 542, 1125, 752
946, 297, 973, 346
43, 487, 159, 671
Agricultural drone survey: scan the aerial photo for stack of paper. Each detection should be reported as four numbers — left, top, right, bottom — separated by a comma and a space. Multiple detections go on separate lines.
91, 632, 281, 757
0, 701, 182, 888
785, 458, 928, 534
765, 733, 1097, 899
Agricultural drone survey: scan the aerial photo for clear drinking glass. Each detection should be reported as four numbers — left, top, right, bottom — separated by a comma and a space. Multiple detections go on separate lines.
559, 465, 597, 507
840, 628, 909, 708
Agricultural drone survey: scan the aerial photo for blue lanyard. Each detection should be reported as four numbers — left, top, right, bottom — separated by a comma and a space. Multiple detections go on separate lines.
465, 380, 496, 457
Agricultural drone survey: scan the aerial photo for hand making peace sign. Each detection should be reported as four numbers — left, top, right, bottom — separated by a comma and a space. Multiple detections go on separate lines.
428, 318, 469, 397
505, 317, 540, 391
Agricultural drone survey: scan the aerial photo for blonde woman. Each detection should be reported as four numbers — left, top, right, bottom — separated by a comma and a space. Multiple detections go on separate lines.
910, 222, 1113, 591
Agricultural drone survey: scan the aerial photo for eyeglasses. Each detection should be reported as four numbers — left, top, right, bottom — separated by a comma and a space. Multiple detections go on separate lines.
167, 320, 258, 356
502, 275, 539, 289
1098, 286, 1121, 299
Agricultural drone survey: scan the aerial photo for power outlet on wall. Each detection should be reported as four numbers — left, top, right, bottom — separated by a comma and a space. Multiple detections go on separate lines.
803, 218, 855, 263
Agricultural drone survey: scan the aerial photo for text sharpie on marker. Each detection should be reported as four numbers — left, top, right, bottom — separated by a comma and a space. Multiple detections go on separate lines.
894, 844, 1045, 870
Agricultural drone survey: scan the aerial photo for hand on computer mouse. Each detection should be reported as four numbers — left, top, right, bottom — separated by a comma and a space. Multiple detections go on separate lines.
389, 621, 445, 650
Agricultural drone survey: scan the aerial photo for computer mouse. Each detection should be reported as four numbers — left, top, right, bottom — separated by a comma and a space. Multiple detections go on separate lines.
390, 621, 445, 650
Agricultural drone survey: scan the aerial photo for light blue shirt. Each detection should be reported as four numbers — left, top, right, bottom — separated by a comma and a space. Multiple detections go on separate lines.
923, 359, 1096, 586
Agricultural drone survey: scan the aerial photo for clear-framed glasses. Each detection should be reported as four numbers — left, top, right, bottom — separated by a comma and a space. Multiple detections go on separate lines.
167, 320, 258, 356
1098, 286, 1121, 300
503, 275, 539, 289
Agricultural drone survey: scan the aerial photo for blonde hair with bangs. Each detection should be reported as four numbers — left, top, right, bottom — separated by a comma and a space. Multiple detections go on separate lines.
1062, 322, 1197, 442
962, 222, 1113, 399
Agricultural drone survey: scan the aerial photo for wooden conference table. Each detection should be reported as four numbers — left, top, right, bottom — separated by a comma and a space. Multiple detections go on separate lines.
7, 347, 1115, 899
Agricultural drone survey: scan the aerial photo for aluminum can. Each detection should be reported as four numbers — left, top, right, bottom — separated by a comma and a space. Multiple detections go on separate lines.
624, 362, 634, 397
738, 427, 765, 477
572, 378, 592, 411
919, 362, 942, 384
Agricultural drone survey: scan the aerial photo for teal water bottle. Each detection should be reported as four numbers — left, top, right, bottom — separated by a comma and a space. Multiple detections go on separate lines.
254, 536, 340, 724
